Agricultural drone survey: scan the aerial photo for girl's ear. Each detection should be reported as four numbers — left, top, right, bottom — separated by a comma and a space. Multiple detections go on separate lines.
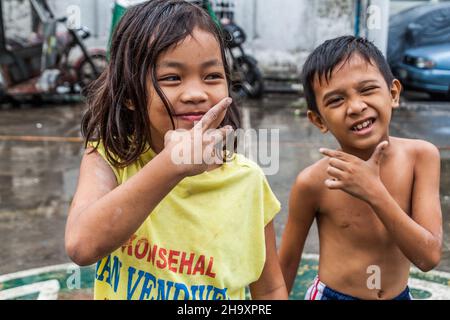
390, 79, 402, 109
124, 99, 135, 111
307, 110, 328, 133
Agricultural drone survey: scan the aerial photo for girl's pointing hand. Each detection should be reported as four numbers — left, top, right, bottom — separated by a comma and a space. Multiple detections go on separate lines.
163, 97, 234, 177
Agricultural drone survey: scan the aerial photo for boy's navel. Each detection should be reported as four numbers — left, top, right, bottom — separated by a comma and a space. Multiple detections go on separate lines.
340, 222, 351, 229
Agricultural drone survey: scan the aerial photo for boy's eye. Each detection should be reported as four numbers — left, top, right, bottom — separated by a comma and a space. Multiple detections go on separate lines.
327, 97, 343, 107
361, 86, 378, 94
158, 75, 180, 82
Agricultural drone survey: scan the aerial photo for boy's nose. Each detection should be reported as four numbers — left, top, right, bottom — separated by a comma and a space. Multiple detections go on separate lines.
346, 99, 367, 116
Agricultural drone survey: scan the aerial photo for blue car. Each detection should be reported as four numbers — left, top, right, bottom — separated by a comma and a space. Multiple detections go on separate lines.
393, 43, 450, 96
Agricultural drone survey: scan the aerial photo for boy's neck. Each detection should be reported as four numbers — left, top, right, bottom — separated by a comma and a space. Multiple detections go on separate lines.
340, 135, 391, 161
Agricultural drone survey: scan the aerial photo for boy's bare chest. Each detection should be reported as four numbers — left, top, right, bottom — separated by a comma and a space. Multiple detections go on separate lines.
318, 156, 415, 234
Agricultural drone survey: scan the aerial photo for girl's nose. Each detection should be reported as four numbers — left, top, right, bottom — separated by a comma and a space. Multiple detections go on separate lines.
180, 85, 208, 105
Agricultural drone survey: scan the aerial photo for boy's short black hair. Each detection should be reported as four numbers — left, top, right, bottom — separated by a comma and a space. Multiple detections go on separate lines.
301, 35, 395, 113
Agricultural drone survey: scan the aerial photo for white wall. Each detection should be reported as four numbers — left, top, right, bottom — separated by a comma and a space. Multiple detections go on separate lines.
235, 0, 312, 52
6, 0, 443, 77
234, 0, 354, 76
44, 0, 355, 76
3, 0, 33, 41
46, 0, 113, 46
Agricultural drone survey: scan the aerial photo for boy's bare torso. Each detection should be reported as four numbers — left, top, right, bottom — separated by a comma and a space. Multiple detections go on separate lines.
310, 137, 416, 299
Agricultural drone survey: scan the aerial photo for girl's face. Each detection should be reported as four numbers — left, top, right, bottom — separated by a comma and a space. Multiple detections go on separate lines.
148, 27, 229, 153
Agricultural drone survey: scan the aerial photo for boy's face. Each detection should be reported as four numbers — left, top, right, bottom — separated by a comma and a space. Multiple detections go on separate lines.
308, 54, 401, 152
147, 27, 229, 153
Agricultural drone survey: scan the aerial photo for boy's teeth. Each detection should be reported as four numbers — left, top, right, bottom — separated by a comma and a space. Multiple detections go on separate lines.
353, 120, 372, 131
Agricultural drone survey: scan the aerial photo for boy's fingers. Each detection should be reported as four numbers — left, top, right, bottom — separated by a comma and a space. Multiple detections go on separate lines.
327, 166, 345, 180
319, 148, 351, 161
324, 179, 344, 190
195, 98, 232, 131
370, 141, 389, 165
329, 158, 348, 171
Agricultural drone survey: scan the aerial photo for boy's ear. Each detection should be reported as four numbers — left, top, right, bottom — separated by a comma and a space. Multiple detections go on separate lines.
390, 79, 402, 109
307, 110, 328, 133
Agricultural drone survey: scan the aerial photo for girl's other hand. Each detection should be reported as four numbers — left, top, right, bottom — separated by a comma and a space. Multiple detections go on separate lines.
163, 97, 234, 177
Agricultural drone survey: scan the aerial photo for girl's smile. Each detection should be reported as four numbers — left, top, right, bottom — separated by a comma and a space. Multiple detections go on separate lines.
175, 112, 207, 123
148, 27, 229, 153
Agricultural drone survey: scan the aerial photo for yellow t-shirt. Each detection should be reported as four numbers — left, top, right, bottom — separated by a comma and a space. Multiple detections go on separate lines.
90, 142, 281, 300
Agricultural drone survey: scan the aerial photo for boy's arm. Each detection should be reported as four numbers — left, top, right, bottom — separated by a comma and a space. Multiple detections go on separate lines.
249, 221, 288, 300
370, 141, 442, 271
279, 169, 318, 294
321, 141, 442, 272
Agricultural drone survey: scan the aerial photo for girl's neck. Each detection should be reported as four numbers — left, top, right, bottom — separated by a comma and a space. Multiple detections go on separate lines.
151, 141, 164, 155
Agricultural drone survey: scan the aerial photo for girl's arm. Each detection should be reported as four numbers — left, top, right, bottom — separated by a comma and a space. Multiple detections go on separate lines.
65, 147, 186, 266
249, 221, 288, 300
278, 169, 317, 294
65, 98, 232, 266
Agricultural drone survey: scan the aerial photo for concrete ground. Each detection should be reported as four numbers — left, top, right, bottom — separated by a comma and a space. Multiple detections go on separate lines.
247, 94, 450, 274
0, 92, 449, 278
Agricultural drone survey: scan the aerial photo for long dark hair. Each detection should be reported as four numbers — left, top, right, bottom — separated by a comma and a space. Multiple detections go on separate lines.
81, 0, 241, 168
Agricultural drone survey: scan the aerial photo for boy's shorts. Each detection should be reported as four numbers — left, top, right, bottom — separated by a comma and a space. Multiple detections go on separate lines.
305, 276, 412, 300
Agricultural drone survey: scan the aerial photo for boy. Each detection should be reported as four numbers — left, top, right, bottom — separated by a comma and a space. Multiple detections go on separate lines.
279, 36, 442, 300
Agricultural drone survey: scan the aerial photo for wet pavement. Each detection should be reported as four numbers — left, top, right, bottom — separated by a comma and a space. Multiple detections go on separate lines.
246, 95, 450, 274
0, 94, 449, 279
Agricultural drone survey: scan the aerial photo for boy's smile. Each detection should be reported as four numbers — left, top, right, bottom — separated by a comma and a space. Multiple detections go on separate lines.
308, 54, 401, 158
350, 117, 375, 135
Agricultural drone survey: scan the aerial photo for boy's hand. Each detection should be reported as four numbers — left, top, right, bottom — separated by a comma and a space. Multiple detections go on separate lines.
319, 141, 389, 203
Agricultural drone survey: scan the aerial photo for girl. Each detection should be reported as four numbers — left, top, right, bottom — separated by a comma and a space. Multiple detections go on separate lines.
65, 0, 287, 300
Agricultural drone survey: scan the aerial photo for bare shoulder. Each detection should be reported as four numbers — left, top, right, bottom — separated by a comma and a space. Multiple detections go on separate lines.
78, 147, 118, 196
293, 158, 328, 195
66, 147, 118, 220
391, 137, 440, 162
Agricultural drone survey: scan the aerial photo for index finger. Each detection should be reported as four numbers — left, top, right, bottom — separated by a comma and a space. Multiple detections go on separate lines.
319, 148, 352, 161
194, 97, 232, 131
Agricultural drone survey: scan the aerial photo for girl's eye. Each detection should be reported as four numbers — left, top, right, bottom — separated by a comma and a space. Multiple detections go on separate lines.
158, 75, 180, 82
205, 73, 224, 81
